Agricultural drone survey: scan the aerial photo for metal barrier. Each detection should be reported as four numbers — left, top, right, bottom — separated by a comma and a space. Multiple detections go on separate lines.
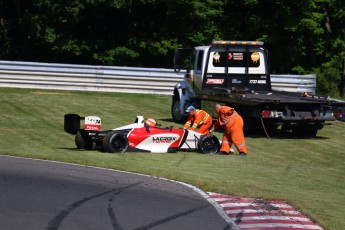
0, 60, 316, 95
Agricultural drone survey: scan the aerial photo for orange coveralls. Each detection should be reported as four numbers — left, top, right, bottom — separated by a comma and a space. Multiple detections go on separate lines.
184, 109, 213, 135
213, 106, 247, 154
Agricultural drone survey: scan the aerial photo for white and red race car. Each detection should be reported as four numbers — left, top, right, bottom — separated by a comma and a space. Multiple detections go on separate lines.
64, 114, 220, 154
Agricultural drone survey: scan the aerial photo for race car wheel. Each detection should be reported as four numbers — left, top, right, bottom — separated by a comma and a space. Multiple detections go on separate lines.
75, 131, 93, 150
103, 133, 128, 153
197, 135, 220, 154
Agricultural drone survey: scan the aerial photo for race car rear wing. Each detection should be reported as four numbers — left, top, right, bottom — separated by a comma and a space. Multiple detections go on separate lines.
64, 114, 101, 134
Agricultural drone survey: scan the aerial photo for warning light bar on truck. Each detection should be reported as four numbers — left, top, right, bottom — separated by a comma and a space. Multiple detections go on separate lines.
212, 40, 264, 46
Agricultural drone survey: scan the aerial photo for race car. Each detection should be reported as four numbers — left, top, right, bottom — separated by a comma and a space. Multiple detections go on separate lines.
64, 114, 220, 154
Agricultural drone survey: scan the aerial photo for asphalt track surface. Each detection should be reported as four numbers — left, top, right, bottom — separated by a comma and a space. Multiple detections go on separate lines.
0, 155, 236, 230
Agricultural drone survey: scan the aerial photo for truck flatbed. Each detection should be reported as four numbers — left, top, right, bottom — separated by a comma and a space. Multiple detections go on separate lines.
197, 89, 345, 106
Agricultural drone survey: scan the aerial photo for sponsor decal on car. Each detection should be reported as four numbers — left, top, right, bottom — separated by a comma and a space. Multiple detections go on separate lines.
84, 116, 101, 131
135, 134, 181, 153
152, 137, 177, 143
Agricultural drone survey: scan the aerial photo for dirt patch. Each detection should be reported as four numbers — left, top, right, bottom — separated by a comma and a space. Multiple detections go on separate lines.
30, 91, 74, 95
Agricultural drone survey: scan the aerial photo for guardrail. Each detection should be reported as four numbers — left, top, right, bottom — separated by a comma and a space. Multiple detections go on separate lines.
0, 60, 316, 95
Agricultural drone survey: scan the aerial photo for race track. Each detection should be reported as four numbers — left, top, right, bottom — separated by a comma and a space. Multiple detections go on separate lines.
0, 155, 233, 230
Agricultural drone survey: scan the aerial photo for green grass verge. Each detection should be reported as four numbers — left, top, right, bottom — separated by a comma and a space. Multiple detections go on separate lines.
1, 87, 344, 230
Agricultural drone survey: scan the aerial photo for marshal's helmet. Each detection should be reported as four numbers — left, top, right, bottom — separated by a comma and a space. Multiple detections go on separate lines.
145, 118, 156, 127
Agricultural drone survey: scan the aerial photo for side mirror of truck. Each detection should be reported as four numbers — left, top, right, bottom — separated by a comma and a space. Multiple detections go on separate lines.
174, 49, 182, 73
174, 64, 181, 73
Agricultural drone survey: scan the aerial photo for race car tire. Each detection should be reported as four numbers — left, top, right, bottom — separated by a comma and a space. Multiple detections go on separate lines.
103, 133, 128, 153
197, 135, 220, 154
75, 131, 93, 150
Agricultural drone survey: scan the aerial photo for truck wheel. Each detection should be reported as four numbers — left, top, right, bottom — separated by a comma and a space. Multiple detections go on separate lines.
291, 125, 318, 137
197, 135, 220, 154
171, 99, 186, 123
243, 117, 262, 134
75, 131, 93, 150
103, 133, 128, 153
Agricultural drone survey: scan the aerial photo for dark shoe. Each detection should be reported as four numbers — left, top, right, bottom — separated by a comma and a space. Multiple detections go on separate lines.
239, 152, 247, 156
216, 151, 229, 155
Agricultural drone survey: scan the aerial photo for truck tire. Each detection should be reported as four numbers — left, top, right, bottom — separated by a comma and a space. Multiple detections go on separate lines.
291, 125, 318, 137
243, 117, 262, 134
75, 131, 93, 150
171, 98, 186, 123
103, 133, 128, 153
197, 135, 220, 154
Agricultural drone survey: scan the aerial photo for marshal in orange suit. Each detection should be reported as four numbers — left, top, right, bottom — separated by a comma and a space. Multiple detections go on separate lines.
210, 104, 247, 156
183, 106, 213, 135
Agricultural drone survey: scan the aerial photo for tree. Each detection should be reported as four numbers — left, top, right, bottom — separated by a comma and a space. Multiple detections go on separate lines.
0, 0, 344, 96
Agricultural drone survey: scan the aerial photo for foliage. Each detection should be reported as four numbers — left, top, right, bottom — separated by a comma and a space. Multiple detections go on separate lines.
315, 54, 344, 97
0, 0, 344, 94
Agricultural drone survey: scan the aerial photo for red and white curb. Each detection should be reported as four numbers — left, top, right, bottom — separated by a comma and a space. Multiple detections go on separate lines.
208, 192, 323, 230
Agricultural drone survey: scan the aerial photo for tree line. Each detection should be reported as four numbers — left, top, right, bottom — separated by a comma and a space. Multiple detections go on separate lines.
1, 0, 344, 96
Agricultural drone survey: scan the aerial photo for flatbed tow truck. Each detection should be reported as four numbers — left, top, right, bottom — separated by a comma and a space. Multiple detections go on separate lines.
172, 40, 345, 137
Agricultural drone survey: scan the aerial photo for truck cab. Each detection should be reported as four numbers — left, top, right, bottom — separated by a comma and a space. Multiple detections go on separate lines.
172, 41, 271, 121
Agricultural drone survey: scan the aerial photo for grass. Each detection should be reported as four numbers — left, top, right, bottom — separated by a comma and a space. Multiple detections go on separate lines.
1, 87, 345, 230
